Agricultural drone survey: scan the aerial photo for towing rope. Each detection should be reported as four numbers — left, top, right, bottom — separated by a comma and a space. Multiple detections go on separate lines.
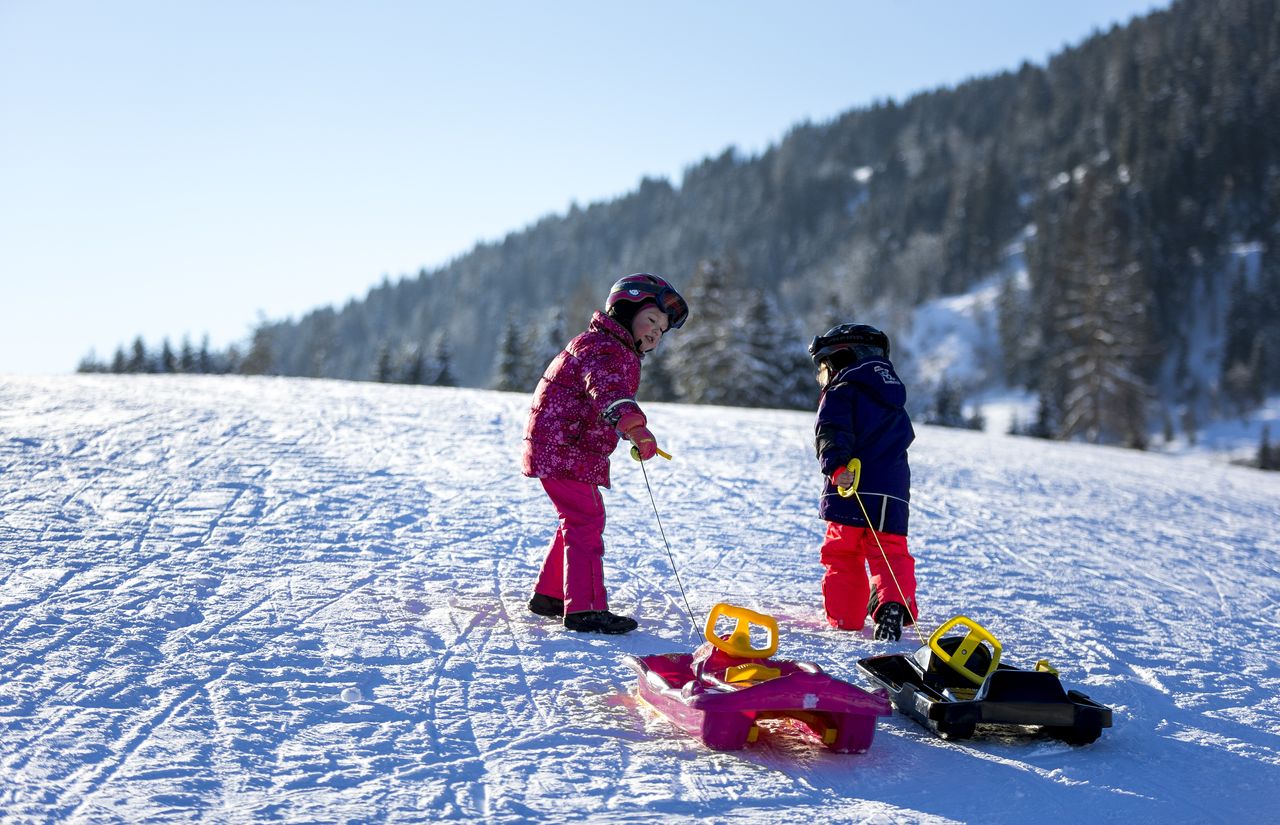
637, 456, 700, 640
850, 487, 929, 647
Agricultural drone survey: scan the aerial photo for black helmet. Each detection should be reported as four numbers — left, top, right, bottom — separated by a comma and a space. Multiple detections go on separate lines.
808, 323, 890, 366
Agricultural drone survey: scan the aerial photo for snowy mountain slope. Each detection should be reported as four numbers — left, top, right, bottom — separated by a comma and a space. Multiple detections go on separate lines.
1, 375, 1278, 824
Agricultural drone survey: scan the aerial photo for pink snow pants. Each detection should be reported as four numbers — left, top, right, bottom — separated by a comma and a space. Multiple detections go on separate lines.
819, 521, 917, 631
533, 478, 608, 614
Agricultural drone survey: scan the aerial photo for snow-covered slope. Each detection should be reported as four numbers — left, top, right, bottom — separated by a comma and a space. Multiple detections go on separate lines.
1, 375, 1277, 823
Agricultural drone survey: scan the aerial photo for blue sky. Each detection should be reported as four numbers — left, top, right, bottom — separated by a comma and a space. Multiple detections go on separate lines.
0, 1, 1168, 374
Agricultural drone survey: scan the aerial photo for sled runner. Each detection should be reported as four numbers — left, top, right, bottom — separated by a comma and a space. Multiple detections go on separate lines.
623, 603, 891, 752
856, 615, 1113, 744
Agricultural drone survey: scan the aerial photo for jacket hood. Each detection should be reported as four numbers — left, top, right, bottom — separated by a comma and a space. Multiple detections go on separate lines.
830, 358, 904, 405
591, 310, 644, 359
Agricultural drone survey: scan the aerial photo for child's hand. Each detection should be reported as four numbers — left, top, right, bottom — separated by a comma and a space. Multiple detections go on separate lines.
616, 411, 659, 460
832, 468, 856, 490
627, 425, 659, 460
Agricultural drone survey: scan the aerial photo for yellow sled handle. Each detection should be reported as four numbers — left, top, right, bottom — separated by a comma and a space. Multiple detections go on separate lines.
630, 445, 673, 461
837, 458, 862, 498
929, 615, 1002, 686
704, 603, 779, 659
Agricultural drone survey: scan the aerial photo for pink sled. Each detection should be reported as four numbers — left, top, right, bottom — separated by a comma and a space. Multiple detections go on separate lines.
623, 604, 892, 753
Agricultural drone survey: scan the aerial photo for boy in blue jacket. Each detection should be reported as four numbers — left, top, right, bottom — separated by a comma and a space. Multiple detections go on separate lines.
809, 323, 918, 641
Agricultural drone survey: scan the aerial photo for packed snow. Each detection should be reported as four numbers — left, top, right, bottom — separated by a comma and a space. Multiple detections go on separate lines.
1, 374, 1278, 823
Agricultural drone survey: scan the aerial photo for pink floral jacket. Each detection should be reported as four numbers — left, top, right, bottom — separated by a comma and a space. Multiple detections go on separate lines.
521, 311, 645, 487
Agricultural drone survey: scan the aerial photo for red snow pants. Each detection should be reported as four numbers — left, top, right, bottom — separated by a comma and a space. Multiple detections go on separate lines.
533, 478, 608, 614
818, 521, 917, 631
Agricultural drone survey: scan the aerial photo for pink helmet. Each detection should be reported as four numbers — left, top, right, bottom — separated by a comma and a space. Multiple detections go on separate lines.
605, 273, 689, 329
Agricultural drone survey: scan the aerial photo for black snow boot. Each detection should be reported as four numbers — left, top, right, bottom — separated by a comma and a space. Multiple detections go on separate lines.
528, 594, 565, 618
564, 610, 638, 635
873, 602, 905, 642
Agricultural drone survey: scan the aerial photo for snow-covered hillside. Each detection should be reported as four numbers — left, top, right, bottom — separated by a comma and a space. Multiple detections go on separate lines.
898, 240, 1280, 462
2, 375, 1278, 823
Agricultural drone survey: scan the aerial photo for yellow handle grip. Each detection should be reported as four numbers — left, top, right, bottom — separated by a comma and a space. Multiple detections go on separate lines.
630, 445, 672, 461
928, 615, 1002, 686
837, 458, 862, 497
703, 603, 779, 659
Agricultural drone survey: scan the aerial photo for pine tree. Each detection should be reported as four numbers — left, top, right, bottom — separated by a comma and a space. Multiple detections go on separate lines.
926, 380, 967, 428
373, 344, 393, 383
240, 326, 276, 376
1028, 393, 1056, 440
778, 328, 819, 411
1221, 266, 1263, 413
198, 335, 213, 374
996, 271, 1037, 389
305, 310, 337, 379
668, 259, 738, 405
159, 339, 177, 373
1049, 168, 1152, 447
179, 337, 196, 373
401, 345, 425, 385
725, 291, 785, 408
1258, 425, 1277, 471
223, 345, 243, 374
75, 350, 105, 373
128, 337, 150, 373
432, 337, 458, 387
491, 320, 529, 392
527, 310, 567, 391
638, 350, 676, 402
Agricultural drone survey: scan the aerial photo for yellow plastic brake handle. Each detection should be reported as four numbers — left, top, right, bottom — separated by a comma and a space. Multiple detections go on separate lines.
928, 615, 1003, 687
703, 603, 779, 659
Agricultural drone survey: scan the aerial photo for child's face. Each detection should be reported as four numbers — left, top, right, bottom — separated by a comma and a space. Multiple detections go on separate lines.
630, 305, 670, 353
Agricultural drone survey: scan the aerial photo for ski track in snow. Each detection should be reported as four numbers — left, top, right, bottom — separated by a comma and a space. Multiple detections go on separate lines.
1, 375, 1278, 823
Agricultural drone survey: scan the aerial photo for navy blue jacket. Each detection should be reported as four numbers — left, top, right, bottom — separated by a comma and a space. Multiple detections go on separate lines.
814, 357, 914, 534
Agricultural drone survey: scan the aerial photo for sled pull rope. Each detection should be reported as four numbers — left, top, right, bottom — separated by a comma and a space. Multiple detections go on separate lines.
849, 485, 928, 648
637, 455, 700, 640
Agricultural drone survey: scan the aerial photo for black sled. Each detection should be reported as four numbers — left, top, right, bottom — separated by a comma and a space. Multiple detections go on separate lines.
856, 615, 1113, 745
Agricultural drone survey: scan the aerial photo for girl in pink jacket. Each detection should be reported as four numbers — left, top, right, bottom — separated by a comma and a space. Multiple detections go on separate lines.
522, 274, 689, 634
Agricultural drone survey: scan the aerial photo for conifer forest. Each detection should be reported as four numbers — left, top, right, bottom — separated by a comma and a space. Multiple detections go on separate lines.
83, 0, 1280, 455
